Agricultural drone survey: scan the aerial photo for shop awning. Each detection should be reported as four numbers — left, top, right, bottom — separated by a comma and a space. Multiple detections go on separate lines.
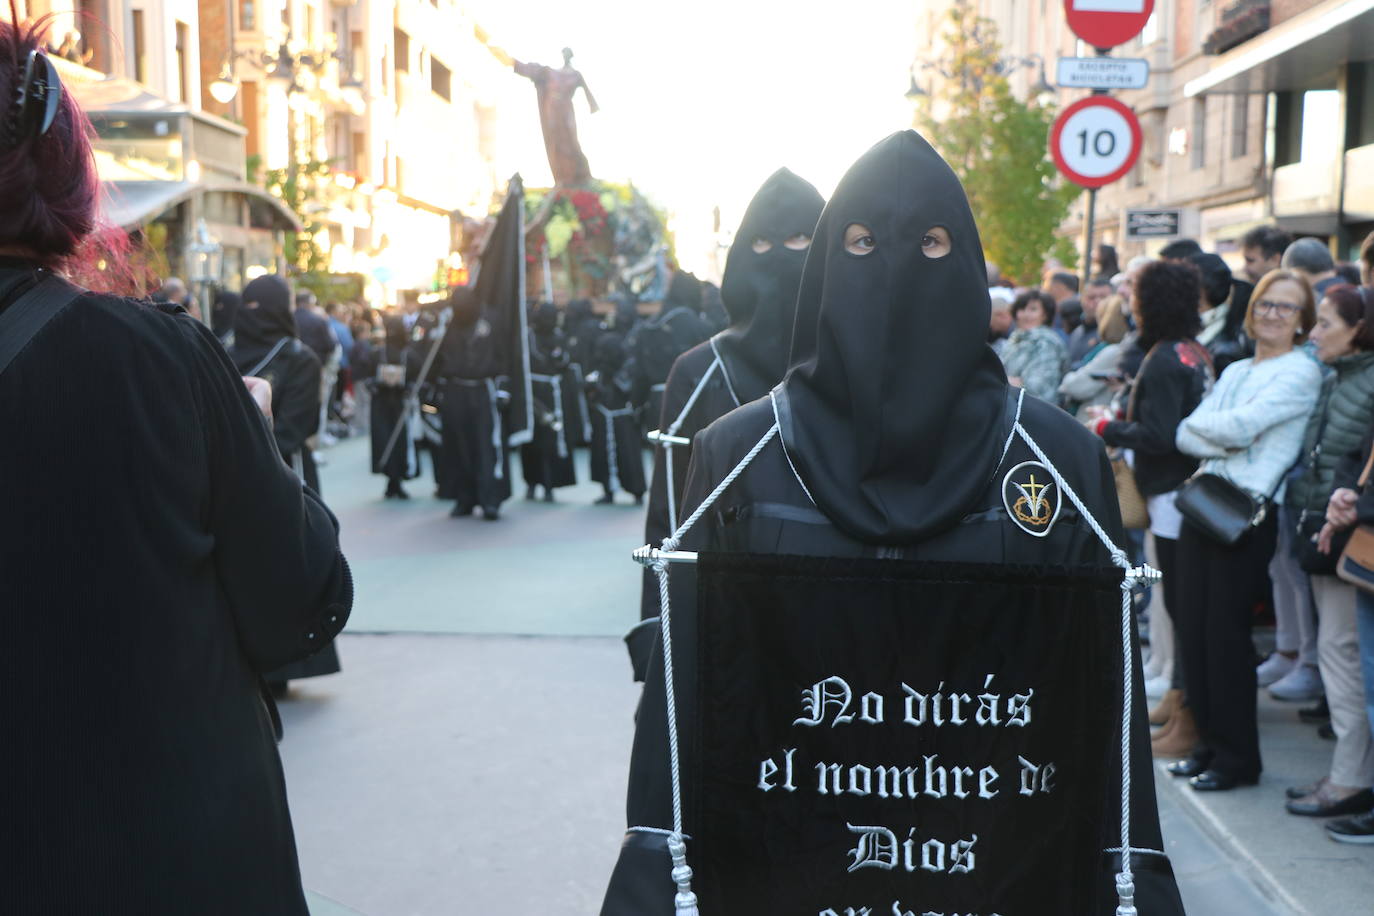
1184, 0, 1374, 97
101, 180, 302, 232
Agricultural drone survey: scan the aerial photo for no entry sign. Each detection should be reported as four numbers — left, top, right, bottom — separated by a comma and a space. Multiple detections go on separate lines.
1050, 96, 1142, 189
1063, 0, 1155, 49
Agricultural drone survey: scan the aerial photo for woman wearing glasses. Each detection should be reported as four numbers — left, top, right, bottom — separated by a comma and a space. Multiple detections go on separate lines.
1282, 283, 1374, 821
1169, 269, 1322, 791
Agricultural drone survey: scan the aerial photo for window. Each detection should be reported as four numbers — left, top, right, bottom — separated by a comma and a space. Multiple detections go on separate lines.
239, 0, 256, 30
174, 20, 190, 104
1191, 98, 1206, 169
394, 29, 409, 73
1230, 95, 1248, 159
130, 9, 147, 84
1273, 88, 1341, 166
351, 130, 366, 177
431, 59, 451, 101
350, 30, 365, 83
1347, 62, 1374, 149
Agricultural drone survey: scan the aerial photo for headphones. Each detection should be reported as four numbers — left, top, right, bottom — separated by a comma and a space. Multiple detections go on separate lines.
1, 49, 63, 152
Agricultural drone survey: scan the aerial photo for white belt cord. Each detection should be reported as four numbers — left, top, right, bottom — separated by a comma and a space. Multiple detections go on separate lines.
599, 404, 634, 493
483, 378, 504, 481
531, 374, 569, 459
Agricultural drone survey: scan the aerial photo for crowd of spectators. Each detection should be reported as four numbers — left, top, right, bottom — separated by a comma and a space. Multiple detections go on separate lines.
988, 232, 1374, 843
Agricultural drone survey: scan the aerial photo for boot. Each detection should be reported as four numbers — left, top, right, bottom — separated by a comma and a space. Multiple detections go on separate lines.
1151, 706, 1199, 759
1150, 689, 1183, 727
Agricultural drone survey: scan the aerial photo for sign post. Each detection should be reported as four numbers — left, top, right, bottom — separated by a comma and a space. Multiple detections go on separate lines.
1050, 95, 1143, 285
1054, 0, 1153, 286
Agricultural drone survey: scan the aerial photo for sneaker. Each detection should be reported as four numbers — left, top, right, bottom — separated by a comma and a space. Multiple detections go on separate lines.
1256, 652, 1296, 687
1144, 674, 1172, 700
1269, 664, 1323, 702
1326, 808, 1374, 844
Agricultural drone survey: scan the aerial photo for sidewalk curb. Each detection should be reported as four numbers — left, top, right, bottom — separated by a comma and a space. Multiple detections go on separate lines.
1153, 760, 1312, 916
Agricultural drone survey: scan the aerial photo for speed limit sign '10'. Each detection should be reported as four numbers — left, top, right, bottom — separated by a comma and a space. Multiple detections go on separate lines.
1050, 96, 1142, 189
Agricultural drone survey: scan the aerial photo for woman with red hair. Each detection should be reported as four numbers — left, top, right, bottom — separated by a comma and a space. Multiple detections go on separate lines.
0, 11, 352, 914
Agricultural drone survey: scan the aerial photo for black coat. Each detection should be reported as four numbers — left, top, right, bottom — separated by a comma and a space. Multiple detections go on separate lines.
0, 271, 352, 914
602, 394, 1184, 916
231, 337, 323, 475
1102, 338, 1213, 497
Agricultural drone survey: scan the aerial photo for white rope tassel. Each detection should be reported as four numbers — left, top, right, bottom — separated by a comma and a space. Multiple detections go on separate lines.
652, 422, 781, 915
1013, 422, 1144, 916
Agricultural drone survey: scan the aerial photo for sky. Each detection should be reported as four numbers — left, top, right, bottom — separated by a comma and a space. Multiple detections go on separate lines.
463, 0, 921, 275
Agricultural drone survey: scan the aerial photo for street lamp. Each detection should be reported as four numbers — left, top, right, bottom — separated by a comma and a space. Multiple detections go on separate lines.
188, 219, 223, 327
208, 60, 238, 104
905, 72, 928, 101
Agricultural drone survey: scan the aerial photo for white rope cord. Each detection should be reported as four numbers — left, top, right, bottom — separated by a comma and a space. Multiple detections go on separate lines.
668, 358, 722, 437
628, 825, 694, 839
660, 357, 723, 531
707, 336, 743, 408
1013, 420, 1141, 916
652, 422, 781, 916
768, 392, 818, 507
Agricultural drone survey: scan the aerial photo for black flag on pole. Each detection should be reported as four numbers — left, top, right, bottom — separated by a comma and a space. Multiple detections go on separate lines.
691, 554, 1120, 916
474, 174, 534, 447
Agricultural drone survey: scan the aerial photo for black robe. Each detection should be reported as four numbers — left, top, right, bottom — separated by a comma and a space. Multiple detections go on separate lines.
604, 131, 1182, 915
231, 277, 338, 682
360, 330, 423, 483
437, 290, 511, 513
1, 264, 351, 914
588, 358, 647, 498
521, 328, 578, 491
639, 168, 823, 622
601, 396, 1185, 916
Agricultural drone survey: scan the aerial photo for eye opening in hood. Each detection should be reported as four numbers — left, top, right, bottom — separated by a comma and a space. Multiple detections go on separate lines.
843, 222, 876, 257
783, 233, 812, 251
921, 225, 952, 259
751, 236, 773, 254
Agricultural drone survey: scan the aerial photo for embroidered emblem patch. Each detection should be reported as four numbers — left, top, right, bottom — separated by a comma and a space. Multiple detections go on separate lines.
1002, 461, 1061, 537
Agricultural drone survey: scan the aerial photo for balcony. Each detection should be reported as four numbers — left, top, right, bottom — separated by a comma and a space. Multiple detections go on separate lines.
1205, 0, 1271, 56
1343, 144, 1374, 221
1272, 158, 1340, 229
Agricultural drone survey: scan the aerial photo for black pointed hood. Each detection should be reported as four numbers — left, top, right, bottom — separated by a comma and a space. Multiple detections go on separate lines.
715, 168, 825, 403
776, 130, 1009, 544
234, 275, 296, 349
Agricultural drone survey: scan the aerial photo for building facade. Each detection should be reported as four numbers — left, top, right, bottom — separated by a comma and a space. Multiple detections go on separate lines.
14, 0, 511, 302
914, 0, 1374, 274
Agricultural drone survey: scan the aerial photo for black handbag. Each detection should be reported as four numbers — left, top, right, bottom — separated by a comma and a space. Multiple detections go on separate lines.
1176, 472, 1274, 546
1295, 513, 1351, 575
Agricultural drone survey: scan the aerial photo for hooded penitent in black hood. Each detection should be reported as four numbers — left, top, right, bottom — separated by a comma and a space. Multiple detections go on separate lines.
776, 130, 1009, 544
233, 275, 296, 352
715, 168, 824, 403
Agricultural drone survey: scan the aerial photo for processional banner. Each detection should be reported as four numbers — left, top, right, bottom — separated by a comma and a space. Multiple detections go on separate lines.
692, 554, 1121, 916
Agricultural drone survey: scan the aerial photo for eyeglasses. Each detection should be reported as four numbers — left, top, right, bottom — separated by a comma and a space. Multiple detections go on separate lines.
1254, 299, 1301, 317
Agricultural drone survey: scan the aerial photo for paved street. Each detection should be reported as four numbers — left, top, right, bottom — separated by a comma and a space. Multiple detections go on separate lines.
281, 436, 1373, 915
